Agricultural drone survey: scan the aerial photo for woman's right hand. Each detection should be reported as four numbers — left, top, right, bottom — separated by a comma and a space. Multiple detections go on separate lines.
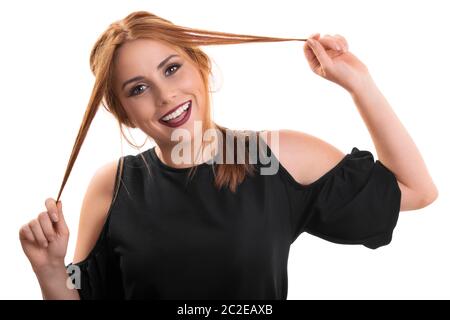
19, 198, 70, 273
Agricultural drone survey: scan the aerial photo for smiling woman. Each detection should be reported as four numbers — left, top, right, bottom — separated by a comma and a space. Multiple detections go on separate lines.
19, 9, 420, 301
54, 10, 307, 200
34, 10, 310, 300
112, 40, 204, 141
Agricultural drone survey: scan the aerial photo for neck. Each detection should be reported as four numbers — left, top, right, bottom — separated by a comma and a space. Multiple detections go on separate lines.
155, 136, 219, 169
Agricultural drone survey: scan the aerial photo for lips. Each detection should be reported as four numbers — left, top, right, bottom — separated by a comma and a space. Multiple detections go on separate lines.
159, 100, 192, 121
159, 103, 192, 128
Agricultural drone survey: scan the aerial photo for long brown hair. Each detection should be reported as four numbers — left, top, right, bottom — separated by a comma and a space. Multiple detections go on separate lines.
55, 10, 306, 202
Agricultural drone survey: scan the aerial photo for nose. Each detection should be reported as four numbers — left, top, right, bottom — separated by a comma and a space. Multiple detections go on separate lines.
155, 83, 177, 108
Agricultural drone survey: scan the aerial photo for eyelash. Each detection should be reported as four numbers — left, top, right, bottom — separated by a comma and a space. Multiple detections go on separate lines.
128, 63, 182, 97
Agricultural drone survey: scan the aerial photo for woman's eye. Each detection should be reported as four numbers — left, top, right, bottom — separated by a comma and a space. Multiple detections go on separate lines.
130, 84, 147, 97
129, 63, 182, 97
165, 63, 181, 76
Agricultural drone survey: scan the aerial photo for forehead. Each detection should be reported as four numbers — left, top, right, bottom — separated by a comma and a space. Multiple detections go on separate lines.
113, 39, 181, 78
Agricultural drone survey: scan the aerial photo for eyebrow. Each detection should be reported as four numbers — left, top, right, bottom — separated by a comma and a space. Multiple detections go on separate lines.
121, 54, 180, 91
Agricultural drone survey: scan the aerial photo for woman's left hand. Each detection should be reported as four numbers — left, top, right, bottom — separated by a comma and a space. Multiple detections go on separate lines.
303, 33, 371, 93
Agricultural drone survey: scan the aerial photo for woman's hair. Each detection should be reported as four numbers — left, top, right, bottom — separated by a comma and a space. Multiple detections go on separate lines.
55, 10, 305, 202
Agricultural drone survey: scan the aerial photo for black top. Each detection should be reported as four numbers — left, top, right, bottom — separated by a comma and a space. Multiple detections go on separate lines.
66, 131, 401, 300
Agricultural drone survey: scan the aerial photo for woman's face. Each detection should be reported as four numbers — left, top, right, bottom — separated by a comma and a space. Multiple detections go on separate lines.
113, 39, 207, 148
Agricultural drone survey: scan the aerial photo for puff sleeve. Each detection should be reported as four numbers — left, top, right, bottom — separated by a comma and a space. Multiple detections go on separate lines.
284, 147, 402, 249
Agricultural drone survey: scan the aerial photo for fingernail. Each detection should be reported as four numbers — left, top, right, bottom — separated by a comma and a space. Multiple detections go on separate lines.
52, 213, 59, 222
335, 44, 341, 50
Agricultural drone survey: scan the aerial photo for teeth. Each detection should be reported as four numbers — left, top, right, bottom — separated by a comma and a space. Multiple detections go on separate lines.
161, 102, 190, 121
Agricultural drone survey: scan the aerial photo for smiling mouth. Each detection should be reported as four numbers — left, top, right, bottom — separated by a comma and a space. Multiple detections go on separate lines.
158, 101, 192, 128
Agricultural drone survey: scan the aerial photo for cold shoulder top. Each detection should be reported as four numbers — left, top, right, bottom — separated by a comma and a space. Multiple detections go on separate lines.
65, 131, 401, 300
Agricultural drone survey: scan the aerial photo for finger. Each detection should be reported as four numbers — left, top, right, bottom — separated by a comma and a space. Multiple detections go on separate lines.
45, 198, 59, 222
334, 34, 348, 50
19, 224, 36, 242
305, 33, 321, 50
38, 211, 57, 242
333, 36, 347, 52
322, 34, 342, 51
303, 40, 317, 62
306, 38, 333, 71
29, 219, 48, 248
54, 200, 69, 236
308, 32, 320, 39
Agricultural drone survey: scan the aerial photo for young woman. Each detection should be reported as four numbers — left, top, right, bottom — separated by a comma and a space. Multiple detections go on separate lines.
19, 11, 438, 300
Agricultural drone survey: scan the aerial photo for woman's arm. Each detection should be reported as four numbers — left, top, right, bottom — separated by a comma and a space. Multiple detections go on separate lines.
19, 198, 80, 300
302, 33, 438, 208
20, 159, 118, 300
349, 75, 438, 207
34, 264, 80, 300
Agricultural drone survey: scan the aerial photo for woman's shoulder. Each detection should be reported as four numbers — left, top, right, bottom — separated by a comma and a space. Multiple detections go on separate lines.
259, 129, 347, 186
72, 158, 122, 264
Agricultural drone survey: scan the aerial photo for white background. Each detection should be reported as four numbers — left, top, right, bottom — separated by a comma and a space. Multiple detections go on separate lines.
1, 0, 448, 299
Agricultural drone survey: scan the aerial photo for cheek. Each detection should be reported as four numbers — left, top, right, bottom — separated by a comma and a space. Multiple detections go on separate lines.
122, 102, 156, 126
179, 66, 204, 92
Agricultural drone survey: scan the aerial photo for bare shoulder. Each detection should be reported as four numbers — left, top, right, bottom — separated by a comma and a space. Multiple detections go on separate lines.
260, 129, 346, 185
72, 159, 120, 264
